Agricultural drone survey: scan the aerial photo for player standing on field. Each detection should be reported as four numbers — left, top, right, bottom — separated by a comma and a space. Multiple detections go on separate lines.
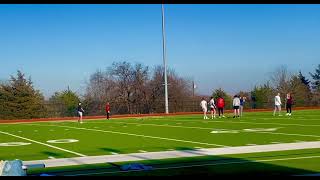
273, 93, 282, 116
286, 93, 293, 116
240, 96, 246, 117
77, 102, 85, 123
233, 95, 241, 118
106, 102, 111, 120
217, 96, 226, 118
209, 96, 216, 119
200, 98, 209, 119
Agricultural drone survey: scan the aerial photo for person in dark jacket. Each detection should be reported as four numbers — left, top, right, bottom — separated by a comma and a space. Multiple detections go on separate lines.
286, 93, 294, 116
106, 102, 111, 120
77, 102, 85, 124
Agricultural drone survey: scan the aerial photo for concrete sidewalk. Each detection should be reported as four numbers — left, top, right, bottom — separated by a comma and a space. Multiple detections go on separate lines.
23, 141, 320, 168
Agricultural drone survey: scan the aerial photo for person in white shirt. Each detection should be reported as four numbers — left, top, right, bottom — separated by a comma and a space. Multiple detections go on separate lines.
233, 95, 241, 118
273, 93, 282, 116
200, 98, 209, 119
209, 96, 216, 119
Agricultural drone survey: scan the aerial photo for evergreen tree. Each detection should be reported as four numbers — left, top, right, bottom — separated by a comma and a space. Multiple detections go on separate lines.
212, 88, 232, 109
290, 75, 312, 106
49, 89, 80, 117
250, 82, 275, 109
298, 71, 311, 89
0, 71, 46, 119
309, 64, 320, 91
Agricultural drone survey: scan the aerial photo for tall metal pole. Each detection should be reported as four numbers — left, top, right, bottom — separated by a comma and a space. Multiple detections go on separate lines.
161, 4, 169, 114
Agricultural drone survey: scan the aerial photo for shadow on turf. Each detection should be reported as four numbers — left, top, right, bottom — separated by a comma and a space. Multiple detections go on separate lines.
28, 155, 319, 176
99, 148, 123, 154
28, 149, 320, 176
41, 151, 65, 159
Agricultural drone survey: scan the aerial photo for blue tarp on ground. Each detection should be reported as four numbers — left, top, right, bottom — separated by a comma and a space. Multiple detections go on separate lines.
120, 163, 153, 171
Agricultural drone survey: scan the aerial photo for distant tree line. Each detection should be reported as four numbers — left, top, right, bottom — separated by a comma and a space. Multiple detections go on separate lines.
0, 63, 320, 120
212, 65, 320, 109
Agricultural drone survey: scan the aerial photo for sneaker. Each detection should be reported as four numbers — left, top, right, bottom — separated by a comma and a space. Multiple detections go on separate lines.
289, 113, 292, 116
286, 113, 289, 116
222, 115, 226, 118
219, 116, 222, 119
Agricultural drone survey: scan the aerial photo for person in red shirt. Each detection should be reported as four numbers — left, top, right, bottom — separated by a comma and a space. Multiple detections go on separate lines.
217, 96, 226, 118
105, 102, 110, 120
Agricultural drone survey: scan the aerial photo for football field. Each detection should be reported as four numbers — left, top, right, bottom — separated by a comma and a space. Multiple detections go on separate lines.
1, 109, 320, 176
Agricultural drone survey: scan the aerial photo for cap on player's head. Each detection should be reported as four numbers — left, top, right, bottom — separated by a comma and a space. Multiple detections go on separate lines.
79, 102, 81, 105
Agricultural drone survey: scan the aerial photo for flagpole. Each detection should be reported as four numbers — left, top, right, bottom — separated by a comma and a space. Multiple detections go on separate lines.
162, 4, 169, 114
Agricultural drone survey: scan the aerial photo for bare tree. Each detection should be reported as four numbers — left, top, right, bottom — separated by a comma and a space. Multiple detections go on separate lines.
269, 65, 291, 99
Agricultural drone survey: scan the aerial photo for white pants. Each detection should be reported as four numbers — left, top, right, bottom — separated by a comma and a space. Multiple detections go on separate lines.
78, 111, 83, 117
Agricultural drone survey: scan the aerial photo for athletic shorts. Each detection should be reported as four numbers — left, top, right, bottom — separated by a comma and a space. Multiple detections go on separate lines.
202, 108, 207, 112
78, 111, 83, 117
210, 107, 215, 111
233, 106, 240, 110
275, 105, 281, 110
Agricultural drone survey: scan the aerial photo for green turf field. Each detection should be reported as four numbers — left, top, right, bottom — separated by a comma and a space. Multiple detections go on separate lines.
1, 109, 320, 176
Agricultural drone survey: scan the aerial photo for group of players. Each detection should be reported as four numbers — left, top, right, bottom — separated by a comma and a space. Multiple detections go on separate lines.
74, 92, 294, 123
200, 92, 294, 119
76, 102, 111, 124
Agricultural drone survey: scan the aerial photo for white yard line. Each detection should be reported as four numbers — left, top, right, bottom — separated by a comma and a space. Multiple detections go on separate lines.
255, 132, 320, 138
89, 121, 320, 139
0, 130, 86, 157
23, 141, 320, 168
149, 119, 320, 127
25, 124, 226, 147
90, 121, 213, 130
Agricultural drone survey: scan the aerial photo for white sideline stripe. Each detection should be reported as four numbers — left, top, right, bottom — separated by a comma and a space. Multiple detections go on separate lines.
68, 155, 320, 176
23, 141, 320, 168
255, 131, 320, 138
91, 121, 213, 130
26, 124, 226, 147
90, 121, 320, 139
153, 119, 320, 127
139, 150, 148, 153
261, 117, 320, 121
110, 152, 119, 155
0, 130, 86, 157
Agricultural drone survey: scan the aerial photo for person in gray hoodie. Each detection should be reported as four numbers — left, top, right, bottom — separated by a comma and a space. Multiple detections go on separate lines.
233, 95, 241, 118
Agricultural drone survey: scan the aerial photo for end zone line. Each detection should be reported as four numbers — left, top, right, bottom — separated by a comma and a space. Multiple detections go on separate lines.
0, 130, 86, 157
25, 124, 226, 147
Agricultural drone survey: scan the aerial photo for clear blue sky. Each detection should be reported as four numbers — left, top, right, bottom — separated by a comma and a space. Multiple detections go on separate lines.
0, 4, 320, 98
